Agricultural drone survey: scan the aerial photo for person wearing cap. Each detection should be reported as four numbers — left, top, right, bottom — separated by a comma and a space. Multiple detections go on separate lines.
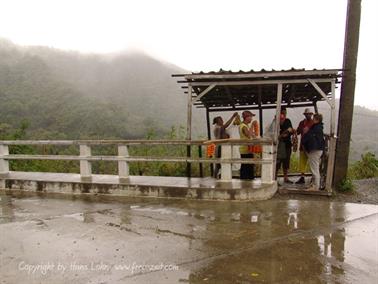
276, 107, 294, 183
295, 108, 314, 184
212, 112, 238, 178
302, 113, 325, 190
239, 110, 259, 179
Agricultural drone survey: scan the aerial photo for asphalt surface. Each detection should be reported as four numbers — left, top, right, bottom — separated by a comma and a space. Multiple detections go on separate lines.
0, 194, 377, 283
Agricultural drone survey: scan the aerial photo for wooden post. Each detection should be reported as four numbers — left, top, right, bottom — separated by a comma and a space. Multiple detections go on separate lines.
262, 144, 274, 183
273, 84, 283, 179
325, 80, 337, 193
334, 0, 361, 189
326, 137, 337, 193
220, 145, 232, 181
206, 108, 211, 140
274, 84, 283, 145
258, 87, 263, 137
330, 80, 336, 136
186, 85, 192, 178
80, 144, 92, 181
0, 144, 9, 178
206, 107, 213, 177
118, 145, 129, 182
198, 145, 203, 177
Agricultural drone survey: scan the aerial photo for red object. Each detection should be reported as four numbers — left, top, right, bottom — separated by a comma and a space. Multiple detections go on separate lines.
207, 144, 216, 157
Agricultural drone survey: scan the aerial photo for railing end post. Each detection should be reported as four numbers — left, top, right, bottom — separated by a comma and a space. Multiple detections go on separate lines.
80, 144, 92, 181
0, 145, 9, 178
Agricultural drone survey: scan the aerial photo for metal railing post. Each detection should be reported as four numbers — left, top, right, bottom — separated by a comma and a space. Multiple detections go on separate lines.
80, 144, 92, 181
0, 144, 9, 178
118, 145, 129, 181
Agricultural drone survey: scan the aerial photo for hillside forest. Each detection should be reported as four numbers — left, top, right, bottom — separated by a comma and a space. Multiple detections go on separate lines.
0, 38, 377, 177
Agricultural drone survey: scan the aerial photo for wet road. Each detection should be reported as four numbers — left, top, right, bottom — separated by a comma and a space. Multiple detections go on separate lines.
0, 194, 377, 283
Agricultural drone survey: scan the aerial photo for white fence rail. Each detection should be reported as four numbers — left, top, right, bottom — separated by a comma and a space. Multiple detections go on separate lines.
0, 139, 275, 183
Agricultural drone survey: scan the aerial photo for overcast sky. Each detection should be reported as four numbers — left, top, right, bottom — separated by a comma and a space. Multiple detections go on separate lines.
0, 0, 377, 110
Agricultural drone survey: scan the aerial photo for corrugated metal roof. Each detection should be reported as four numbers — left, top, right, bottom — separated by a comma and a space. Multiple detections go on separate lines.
173, 68, 342, 111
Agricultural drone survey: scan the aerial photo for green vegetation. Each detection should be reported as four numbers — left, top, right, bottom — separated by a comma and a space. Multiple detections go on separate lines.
348, 152, 378, 179
1, 123, 209, 177
338, 177, 355, 192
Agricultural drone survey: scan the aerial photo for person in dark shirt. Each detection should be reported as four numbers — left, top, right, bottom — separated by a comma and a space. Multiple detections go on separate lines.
276, 107, 294, 183
302, 113, 325, 190
295, 108, 314, 184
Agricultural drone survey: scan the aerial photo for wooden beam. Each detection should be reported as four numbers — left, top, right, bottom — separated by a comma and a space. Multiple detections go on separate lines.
204, 102, 316, 112
186, 85, 193, 177
4, 155, 273, 165
273, 84, 283, 180
330, 80, 336, 136
274, 84, 283, 145
184, 70, 341, 80
258, 86, 263, 136
206, 108, 213, 176
192, 84, 216, 103
190, 78, 335, 87
0, 140, 206, 146
307, 79, 333, 107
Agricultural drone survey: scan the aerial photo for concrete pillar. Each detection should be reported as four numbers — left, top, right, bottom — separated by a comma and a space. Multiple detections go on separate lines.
0, 144, 9, 178
118, 145, 129, 182
262, 144, 274, 183
80, 144, 92, 181
220, 145, 232, 181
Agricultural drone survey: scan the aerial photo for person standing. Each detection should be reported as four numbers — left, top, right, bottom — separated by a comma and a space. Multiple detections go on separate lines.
239, 111, 259, 180
212, 112, 238, 178
295, 108, 314, 184
226, 113, 241, 173
302, 113, 325, 190
276, 107, 294, 183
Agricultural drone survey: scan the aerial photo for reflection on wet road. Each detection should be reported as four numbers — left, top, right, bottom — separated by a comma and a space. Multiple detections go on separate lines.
0, 194, 377, 283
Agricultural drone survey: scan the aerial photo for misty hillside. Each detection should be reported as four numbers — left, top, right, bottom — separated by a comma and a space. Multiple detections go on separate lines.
0, 38, 377, 160
0, 38, 190, 138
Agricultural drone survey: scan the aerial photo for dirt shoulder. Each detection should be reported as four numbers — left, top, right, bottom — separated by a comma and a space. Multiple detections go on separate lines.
275, 178, 378, 205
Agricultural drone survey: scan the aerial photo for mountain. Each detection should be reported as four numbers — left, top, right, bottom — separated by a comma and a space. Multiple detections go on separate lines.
0, 38, 376, 160
0, 38, 190, 138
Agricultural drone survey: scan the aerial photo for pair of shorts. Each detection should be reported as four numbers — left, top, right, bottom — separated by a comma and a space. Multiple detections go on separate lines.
277, 144, 292, 170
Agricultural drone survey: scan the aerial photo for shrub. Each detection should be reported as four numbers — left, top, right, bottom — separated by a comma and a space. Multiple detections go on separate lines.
338, 177, 355, 192
349, 152, 378, 179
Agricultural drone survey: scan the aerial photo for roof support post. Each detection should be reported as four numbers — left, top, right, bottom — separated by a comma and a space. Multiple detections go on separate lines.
273, 83, 283, 180
325, 79, 337, 193
330, 80, 336, 136
313, 101, 318, 113
205, 107, 214, 176
206, 108, 211, 140
274, 84, 283, 145
258, 86, 263, 136
186, 85, 193, 177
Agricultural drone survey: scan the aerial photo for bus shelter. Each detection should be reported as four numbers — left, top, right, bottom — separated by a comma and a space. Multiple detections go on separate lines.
173, 68, 342, 194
